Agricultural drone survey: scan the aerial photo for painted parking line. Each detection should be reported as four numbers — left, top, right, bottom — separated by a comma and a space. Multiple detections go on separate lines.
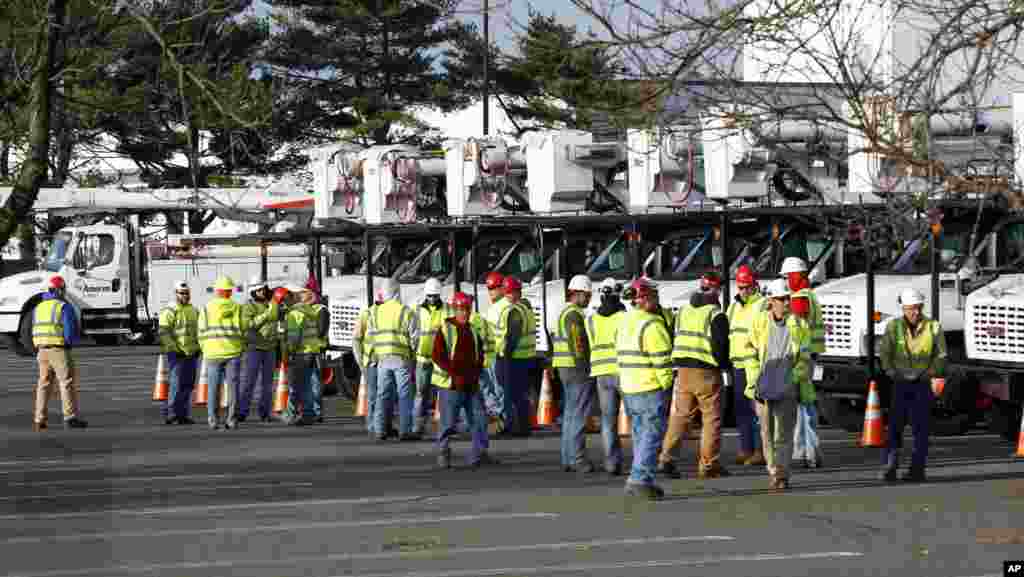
5, 535, 737, 577
1, 512, 561, 545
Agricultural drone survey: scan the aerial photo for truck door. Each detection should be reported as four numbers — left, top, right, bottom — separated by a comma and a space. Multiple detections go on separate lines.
66, 227, 126, 310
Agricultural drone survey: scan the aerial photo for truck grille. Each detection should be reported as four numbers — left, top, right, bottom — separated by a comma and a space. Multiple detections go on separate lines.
329, 303, 361, 348
821, 302, 855, 354
534, 309, 548, 353
970, 303, 1024, 360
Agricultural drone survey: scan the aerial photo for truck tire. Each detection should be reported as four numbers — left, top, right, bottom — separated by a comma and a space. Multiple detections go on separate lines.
93, 335, 120, 346
818, 394, 865, 433
929, 412, 972, 436
12, 311, 34, 357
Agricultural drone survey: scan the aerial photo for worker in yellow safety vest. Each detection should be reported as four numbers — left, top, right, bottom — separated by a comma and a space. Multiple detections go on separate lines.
353, 289, 383, 437
159, 281, 200, 425
496, 275, 535, 437
482, 271, 508, 430
879, 288, 947, 483
616, 277, 674, 500
413, 277, 449, 437
746, 279, 814, 491
237, 277, 279, 423
553, 274, 596, 473
368, 277, 418, 440
586, 277, 627, 475
727, 265, 765, 466
32, 275, 87, 431
198, 276, 247, 430
283, 284, 325, 426
659, 271, 731, 480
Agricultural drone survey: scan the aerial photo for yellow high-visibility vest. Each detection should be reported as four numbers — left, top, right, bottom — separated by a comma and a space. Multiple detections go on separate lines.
369, 299, 415, 360
551, 304, 585, 368
198, 298, 245, 359
497, 301, 535, 360
415, 305, 448, 365
616, 309, 673, 394
159, 303, 200, 355
672, 303, 722, 366
727, 293, 764, 371
587, 311, 624, 377
353, 306, 375, 367
880, 317, 946, 377
32, 299, 65, 348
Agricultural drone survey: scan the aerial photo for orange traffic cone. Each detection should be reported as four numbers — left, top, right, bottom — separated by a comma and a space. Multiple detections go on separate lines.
861, 380, 886, 448
354, 374, 368, 417
193, 357, 209, 406
535, 369, 558, 426
1015, 408, 1024, 458
272, 359, 289, 414
152, 354, 169, 402
617, 399, 631, 437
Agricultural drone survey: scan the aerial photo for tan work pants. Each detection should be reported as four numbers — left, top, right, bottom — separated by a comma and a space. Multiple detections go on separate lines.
756, 397, 798, 480
658, 367, 722, 472
34, 348, 80, 424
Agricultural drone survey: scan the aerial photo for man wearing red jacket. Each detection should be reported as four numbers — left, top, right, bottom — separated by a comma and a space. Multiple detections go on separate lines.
431, 292, 489, 469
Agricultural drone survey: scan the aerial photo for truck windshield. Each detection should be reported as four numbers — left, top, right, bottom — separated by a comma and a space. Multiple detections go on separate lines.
890, 233, 967, 274
1005, 223, 1024, 268
587, 237, 628, 276
494, 240, 544, 283
44, 231, 73, 272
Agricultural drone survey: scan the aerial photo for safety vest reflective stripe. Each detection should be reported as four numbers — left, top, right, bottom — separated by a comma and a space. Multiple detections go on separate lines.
160, 305, 200, 354
551, 304, 583, 368
727, 294, 763, 367
431, 320, 485, 389
296, 305, 323, 353
586, 312, 622, 377
672, 304, 719, 365
497, 302, 535, 359
472, 312, 495, 368
353, 307, 374, 366
199, 299, 244, 358
369, 301, 414, 359
32, 300, 65, 347
416, 306, 447, 364
617, 313, 673, 394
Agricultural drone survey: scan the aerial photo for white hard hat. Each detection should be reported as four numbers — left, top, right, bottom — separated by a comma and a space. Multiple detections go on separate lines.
599, 277, 619, 293
898, 288, 925, 306
568, 274, 592, 292
175, 281, 190, 292
424, 277, 442, 296
779, 257, 808, 275
765, 278, 790, 299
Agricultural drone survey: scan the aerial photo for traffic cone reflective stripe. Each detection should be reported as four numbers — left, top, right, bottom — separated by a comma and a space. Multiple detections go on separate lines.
535, 369, 558, 426
861, 380, 886, 448
152, 354, 169, 401
193, 357, 209, 406
1015, 408, 1024, 458
355, 373, 368, 417
272, 359, 289, 414
617, 398, 631, 437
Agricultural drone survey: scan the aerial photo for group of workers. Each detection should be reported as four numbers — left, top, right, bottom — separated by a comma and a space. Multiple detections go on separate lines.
29, 253, 946, 500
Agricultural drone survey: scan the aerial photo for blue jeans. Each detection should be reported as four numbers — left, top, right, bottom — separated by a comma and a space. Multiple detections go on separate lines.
364, 364, 379, 434
206, 357, 241, 425
558, 370, 595, 467
240, 349, 275, 419
479, 365, 503, 419
497, 358, 532, 435
733, 369, 761, 453
166, 353, 197, 420
413, 363, 434, 435
596, 375, 624, 470
883, 378, 931, 470
311, 361, 322, 418
792, 402, 821, 461
285, 354, 318, 421
623, 388, 670, 487
376, 359, 414, 436
437, 388, 486, 464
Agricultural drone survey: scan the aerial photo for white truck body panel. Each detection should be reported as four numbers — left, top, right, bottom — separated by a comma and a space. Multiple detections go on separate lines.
965, 274, 1024, 363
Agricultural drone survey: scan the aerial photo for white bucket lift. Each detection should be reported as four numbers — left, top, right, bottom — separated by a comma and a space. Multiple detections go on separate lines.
312, 145, 365, 222
701, 109, 848, 204
626, 126, 704, 213
444, 138, 528, 217
327, 145, 446, 225
523, 129, 625, 214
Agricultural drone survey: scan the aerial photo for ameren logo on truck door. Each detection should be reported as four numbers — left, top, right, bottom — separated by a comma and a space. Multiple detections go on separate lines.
73, 278, 112, 293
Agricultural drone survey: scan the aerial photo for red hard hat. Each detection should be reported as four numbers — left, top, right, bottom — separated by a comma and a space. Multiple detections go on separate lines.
272, 287, 290, 304
629, 277, 657, 296
485, 271, 504, 290
700, 271, 722, 290
502, 276, 522, 291
450, 291, 473, 309
49, 276, 65, 289
736, 265, 755, 287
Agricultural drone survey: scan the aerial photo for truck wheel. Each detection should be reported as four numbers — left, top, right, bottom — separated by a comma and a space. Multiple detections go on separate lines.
930, 412, 972, 436
11, 312, 34, 357
818, 394, 864, 433
338, 353, 360, 401
93, 335, 120, 346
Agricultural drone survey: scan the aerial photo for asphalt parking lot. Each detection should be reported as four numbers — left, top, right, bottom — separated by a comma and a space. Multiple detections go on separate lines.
1, 345, 1022, 577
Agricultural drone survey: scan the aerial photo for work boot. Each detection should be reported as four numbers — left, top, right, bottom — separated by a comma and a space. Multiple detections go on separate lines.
901, 467, 926, 483
32, 421, 46, 432
437, 449, 451, 469
177, 417, 195, 425
605, 462, 623, 476
165, 417, 177, 425
811, 450, 824, 469
770, 476, 789, 491
656, 461, 681, 479
63, 418, 88, 429
735, 452, 752, 466
625, 483, 664, 501
575, 461, 598, 474
478, 452, 500, 466
697, 464, 730, 480
400, 432, 422, 442
744, 449, 765, 466
235, 414, 247, 423
881, 467, 898, 483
